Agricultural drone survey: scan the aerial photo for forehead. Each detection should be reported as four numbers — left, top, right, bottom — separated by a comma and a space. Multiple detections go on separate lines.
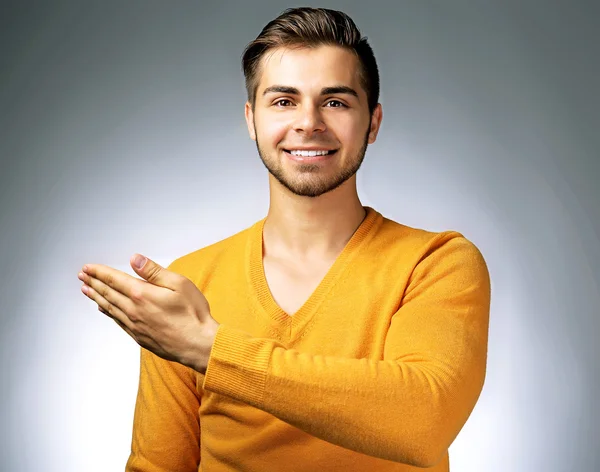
257, 45, 362, 95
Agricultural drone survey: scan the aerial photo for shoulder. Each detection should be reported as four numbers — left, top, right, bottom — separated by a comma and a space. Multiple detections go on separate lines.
375, 212, 488, 274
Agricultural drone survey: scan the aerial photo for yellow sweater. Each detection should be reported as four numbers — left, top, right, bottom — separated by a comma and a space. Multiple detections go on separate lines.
125, 206, 491, 472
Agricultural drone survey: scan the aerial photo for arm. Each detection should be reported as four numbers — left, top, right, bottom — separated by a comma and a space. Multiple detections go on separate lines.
125, 346, 201, 471
202, 235, 491, 468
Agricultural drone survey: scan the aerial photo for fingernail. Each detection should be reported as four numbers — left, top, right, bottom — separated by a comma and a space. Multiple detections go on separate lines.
133, 254, 147, 269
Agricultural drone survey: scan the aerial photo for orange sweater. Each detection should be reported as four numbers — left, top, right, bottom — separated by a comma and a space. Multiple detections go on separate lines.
125, 206, 491, 472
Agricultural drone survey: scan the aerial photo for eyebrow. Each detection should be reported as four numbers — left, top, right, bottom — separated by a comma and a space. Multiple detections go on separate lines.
262, 85, 359, 98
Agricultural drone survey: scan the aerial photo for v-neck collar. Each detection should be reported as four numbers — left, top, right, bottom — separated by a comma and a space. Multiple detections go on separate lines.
246, 206, 381, 341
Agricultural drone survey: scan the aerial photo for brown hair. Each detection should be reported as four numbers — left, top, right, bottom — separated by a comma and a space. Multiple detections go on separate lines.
242, 7, 380, 114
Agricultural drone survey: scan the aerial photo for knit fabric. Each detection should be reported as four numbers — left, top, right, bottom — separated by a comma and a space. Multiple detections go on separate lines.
125, 206, 491, 471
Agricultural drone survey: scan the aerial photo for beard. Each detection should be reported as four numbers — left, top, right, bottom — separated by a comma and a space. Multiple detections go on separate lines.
254, 120, 371, 198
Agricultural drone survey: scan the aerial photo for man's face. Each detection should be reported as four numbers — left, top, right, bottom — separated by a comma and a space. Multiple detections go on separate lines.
245, 45, 382, 198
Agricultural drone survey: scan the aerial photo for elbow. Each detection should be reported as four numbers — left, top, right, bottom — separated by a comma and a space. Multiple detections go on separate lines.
408, 447, 448, 469
400, 436, 447, 468
401, 419, 454, 468
407, 373, 485, 467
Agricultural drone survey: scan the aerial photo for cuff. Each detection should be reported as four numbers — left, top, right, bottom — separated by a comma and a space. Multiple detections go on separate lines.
202, 324, 285, 407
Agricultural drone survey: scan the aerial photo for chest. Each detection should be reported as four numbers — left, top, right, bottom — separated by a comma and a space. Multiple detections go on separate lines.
262, 255, 334, 316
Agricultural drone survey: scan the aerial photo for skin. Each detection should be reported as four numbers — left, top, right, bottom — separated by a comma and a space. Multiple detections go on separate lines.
78, 254, 219, 374
78, 44, 382, 373
245, 45, 383, 260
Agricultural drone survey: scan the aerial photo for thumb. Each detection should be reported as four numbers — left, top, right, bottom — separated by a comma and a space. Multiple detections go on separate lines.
130, 253, 170, 287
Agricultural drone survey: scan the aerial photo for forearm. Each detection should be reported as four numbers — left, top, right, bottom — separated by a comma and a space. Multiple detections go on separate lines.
202, 325, 486, 468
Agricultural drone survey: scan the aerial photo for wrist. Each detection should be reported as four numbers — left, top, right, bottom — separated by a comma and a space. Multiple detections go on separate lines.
192, 319, 220, 374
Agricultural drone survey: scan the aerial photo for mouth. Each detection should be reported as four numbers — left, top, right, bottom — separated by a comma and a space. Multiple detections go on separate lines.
283, 149, 339, 159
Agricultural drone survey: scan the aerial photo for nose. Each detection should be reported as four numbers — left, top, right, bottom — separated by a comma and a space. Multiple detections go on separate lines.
292, 104, 326, 137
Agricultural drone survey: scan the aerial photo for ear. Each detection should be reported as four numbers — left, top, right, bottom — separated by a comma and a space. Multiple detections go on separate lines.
245, 102, 256, 141
367, 103, 383, 144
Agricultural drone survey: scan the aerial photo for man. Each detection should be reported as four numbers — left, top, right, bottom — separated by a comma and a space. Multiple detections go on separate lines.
78, 7, 491, 471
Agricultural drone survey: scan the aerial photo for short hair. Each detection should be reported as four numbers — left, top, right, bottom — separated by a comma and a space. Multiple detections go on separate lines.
242, 7, 380, 114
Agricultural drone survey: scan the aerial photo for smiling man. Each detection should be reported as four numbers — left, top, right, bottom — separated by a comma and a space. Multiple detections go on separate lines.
120, 7, 491, 472
249, 45, 377, 200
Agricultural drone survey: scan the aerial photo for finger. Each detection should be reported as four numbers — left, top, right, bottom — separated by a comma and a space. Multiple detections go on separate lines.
99, 306, 138, 340
82, 283, 134, 332
81, 274, 134, 321
81, 264, 144, 301
129, 254, 181, 292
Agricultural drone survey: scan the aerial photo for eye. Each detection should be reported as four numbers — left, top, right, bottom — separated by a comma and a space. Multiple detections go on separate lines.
274, 99, 293, 107
325, 100, 347, 108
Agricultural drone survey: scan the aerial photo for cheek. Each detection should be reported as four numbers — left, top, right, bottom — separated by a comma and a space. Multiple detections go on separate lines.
256, 117, 289, 145
331, 122, 361, 147
327, 114, 366, 143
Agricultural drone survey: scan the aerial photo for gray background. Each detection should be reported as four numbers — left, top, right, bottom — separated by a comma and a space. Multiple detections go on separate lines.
1, 0, 598, 470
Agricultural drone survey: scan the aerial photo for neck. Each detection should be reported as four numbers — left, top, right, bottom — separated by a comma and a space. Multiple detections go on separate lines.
263, 177, 367, 261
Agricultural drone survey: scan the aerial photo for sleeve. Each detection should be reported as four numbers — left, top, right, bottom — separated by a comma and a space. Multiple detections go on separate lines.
124, 347, 202, 472
201, 234, 491, 468
125, 259, 203, 471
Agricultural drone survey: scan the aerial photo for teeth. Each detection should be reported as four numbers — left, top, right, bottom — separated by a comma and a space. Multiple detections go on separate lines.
289, 150, 331, 157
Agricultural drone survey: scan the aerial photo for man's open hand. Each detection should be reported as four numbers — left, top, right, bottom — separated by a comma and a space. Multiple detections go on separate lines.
77, 253, 219, 374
